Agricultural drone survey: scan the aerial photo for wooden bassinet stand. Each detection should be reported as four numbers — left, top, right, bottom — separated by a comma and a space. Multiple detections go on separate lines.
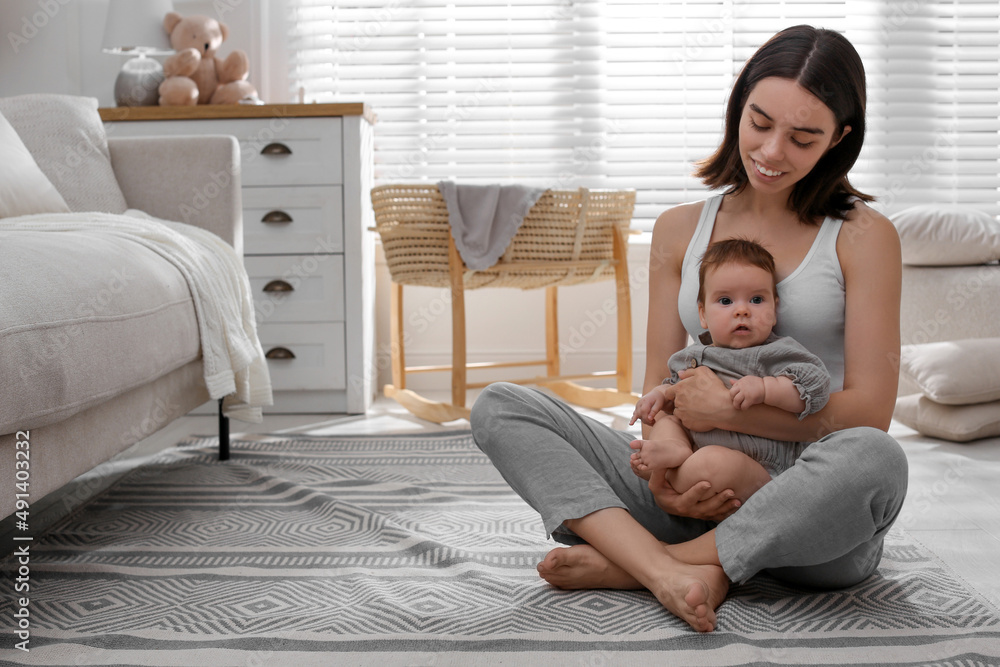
372, 184, 639, 423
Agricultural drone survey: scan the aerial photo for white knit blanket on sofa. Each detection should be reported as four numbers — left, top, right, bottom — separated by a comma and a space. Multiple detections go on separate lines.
2, 210, 272, 422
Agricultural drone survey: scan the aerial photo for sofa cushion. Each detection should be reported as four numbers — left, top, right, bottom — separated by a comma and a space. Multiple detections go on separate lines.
890, 204, 1000, 266
899, 338, 1000, 405
0, 111, 70, 218
0, 94, 128, 214
900, 264, 1000, 346
894, 394, 1000, 442
0, 231, 201, 433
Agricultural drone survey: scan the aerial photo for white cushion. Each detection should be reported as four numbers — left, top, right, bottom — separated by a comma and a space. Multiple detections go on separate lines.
899, 338, 1000, 405
891, 204, 1000, 266
0, 94, 128, 214
0, 111, 69, 218
894, 394, 1000, 442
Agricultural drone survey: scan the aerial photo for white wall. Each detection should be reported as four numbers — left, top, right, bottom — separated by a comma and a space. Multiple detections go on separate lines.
0, 0, 264, 105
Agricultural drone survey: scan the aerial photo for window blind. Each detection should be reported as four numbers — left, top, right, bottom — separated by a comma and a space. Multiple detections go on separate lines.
849, 1, 1000, 216
283, 0, 1000, 228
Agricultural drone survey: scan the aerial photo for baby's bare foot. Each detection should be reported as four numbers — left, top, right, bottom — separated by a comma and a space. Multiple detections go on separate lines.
630, 439, 664, 470
629, 451, 652, 473
537, 545, 642, 590
629, 454, 653, 480
631, 437, 691, 470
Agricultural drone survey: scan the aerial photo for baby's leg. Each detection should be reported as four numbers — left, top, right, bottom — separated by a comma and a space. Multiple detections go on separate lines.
630, 414, 694, 472
664, 445, 772, 504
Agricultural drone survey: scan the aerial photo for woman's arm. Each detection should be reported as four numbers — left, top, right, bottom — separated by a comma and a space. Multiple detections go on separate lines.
641, 204, 699, 437
672, 204, 902, 440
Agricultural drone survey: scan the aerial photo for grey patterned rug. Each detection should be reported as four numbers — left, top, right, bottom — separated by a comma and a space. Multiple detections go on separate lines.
2, 431, 999, 666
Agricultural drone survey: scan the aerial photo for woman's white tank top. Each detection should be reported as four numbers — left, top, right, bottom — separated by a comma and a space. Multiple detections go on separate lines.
677, 195, 847, 391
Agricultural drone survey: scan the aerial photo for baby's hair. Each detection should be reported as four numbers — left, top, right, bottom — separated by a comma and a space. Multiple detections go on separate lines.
697, 238, 778, 304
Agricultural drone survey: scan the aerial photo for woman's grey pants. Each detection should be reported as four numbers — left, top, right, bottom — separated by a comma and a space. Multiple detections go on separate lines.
470, 382, 908, 587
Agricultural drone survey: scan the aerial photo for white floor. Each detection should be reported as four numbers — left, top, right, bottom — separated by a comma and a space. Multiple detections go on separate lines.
22, 391, 1000, 612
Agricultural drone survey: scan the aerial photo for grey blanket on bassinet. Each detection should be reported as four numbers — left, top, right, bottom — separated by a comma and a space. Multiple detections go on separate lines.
438, 181, 545, 270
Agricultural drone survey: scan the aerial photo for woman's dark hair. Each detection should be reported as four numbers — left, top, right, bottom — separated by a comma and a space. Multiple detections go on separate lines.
694, 25, 873, 224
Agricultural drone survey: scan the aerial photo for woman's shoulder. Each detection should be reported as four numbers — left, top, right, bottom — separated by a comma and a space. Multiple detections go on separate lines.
651, 200, 709, 273
652, 200, 708, 247
840, 200, 895, 233
837, 201, 902, 269
656, 199, 708, 225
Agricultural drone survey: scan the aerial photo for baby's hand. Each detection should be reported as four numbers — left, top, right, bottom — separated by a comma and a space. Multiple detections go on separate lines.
629, 392, 664, 426
730, 376, 766, 410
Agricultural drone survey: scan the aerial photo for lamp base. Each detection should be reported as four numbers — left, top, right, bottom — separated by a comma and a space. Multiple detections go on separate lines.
114, 56, 164, 107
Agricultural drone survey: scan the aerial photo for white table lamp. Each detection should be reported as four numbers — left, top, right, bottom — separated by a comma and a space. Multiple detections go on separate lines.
101, 0, 175, 106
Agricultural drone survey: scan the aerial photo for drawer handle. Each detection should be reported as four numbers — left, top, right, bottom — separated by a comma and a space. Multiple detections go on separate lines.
263, 279, 294, 293
261, 142, 292, 155
261, 210, 293, 224
265, 347, 296, 360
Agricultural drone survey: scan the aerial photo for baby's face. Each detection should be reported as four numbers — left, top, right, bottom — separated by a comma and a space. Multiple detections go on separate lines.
698, 263, 777, 349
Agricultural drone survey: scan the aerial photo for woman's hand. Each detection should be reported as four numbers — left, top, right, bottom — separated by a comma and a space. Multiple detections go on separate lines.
648, 469, 742, 522
671, 366, 736, 432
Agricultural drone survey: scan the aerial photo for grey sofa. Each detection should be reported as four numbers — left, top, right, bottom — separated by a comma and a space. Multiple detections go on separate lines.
0, 95, 244, 520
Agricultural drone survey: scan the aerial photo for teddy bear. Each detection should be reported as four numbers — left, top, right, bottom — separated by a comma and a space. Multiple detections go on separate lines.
158, 12, 259, 106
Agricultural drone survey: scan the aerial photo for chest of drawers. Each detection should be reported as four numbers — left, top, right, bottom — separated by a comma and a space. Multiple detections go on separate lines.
100, 103, 376, 414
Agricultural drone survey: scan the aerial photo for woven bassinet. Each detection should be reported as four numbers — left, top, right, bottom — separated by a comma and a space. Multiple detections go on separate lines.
372, 184, 636, 290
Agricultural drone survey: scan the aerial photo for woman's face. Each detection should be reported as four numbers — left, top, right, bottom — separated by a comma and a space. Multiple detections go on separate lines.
737, 77, 849, 196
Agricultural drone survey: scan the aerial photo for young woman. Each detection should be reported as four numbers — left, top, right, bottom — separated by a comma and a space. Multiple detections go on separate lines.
470, 25, 907, 633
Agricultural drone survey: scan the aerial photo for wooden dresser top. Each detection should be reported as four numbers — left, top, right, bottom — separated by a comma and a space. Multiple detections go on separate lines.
99, 102, 375, 125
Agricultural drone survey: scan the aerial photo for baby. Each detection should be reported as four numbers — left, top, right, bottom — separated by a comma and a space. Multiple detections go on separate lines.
629, 237, 830, 504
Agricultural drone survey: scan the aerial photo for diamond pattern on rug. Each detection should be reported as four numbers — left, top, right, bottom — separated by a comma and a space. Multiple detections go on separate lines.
2, 431, 999, 666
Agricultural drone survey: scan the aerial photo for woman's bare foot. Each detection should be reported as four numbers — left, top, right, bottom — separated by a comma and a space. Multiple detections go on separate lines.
537, 544, 643, 590
648, 561, 729, 633
537, 544, 729, 633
